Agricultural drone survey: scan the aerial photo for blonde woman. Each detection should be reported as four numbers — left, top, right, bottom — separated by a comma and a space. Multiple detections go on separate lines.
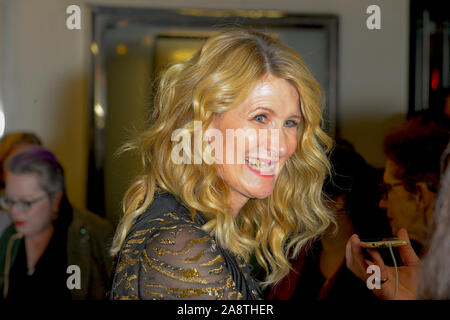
110, 28, 334, 300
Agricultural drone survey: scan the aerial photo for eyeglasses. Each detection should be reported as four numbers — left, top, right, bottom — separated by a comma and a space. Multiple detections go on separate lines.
378, 182, 406, 196
0, 194, 48, 214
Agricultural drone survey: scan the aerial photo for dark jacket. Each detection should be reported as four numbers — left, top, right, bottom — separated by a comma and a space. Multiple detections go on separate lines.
0, 204, 114, 300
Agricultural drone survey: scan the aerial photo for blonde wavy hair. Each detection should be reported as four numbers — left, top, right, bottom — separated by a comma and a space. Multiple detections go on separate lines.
110, 28, 335, 287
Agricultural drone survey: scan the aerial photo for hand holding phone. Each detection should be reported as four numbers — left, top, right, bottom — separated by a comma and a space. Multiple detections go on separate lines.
346, 229, 421, 300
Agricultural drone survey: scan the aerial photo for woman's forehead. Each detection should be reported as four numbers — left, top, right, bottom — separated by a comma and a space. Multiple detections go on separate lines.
5, 172, 42, 195
238, 77, 299, 111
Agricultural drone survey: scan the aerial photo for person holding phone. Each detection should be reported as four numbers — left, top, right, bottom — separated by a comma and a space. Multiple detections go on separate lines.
346, 141, 450, 300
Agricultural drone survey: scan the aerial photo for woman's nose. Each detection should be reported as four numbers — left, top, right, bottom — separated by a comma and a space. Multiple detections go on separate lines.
379, 196, 388, 211
9, 204, 23, 217
274, 129, 290, 159
259, 128, 283, 160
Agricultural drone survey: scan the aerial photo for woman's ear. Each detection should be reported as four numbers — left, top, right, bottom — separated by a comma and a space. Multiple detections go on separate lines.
51, 191, 64, 213
414, 182, 435, 212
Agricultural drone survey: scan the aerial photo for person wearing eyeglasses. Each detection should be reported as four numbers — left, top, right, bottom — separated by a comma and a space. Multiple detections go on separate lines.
0, 146, 114, 300
346, 142, 450, 300
0, 132, 42, 237
344, 117, 448, 300
377, 116, 449, 256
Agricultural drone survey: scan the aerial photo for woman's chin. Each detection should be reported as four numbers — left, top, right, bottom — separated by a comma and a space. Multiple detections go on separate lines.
242, 175, 277, 199
247, 186, 275, 199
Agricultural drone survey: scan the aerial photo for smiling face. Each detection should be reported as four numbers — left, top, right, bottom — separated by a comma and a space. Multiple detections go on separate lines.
4, 171, 59, 237
208, 74, 300, 215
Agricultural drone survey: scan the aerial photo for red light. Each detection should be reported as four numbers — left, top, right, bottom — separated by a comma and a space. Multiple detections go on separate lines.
431, 69, 439, 90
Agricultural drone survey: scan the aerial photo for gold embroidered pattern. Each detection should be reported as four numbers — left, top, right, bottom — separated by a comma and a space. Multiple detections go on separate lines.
142, 289, 164, 298
183, 249, 205, 263
113, 271, 128, 290
116, 256, 138, 274
142, 249, 209, 284
144, 284, 206, 299
159, 238, 175, 245
133, 228, 154, 236
127, 237, 146, 244
163, 212, 181, 220
132, 225, 178, 237
176, 267, 201, 279
152, 236, 210, 256
143, 274, 236, 299
118, 294, 138, 300
209, 265, 224, 275
125, 274, 137, 291
199, 254, 223, 267
111, 205, 261, 300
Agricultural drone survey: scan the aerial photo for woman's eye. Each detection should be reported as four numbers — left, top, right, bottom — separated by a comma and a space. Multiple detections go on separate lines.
253, 114, 267, 123
285, 120, 298, 127
21, 201, 33, 208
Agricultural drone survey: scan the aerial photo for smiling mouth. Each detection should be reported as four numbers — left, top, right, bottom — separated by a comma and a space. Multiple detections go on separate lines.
245, 157, 277, 176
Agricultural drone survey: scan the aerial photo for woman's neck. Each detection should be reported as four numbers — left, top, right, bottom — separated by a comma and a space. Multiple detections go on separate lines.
229, 191, 249, 217
24, 224, 54, 274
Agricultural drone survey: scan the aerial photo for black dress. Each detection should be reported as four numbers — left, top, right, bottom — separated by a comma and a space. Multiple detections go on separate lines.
110, 192, 262, 300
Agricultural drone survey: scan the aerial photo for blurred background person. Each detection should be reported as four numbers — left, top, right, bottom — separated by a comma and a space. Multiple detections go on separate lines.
379, 116, 449, 256
268, 139, 391, 300
0, 146, 114, 300
0, 132, 42, 236
346, 142, 450, 300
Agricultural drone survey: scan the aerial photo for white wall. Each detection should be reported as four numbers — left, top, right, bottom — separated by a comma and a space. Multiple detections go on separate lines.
1, 0, 409, 209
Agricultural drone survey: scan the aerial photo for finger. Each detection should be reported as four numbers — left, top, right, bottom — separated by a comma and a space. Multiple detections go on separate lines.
366, 248, 390, 280
366, 248, 386, 269
345, 235, 355, 269
365, 258, 375, 266
346, 234, 368, 279
397, 228, 421, 266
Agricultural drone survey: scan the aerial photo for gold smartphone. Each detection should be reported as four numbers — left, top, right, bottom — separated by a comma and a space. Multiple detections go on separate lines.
360, 238, 408, 249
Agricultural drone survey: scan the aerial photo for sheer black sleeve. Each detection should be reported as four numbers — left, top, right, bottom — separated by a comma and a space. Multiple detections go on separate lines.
111, 213, 243, 300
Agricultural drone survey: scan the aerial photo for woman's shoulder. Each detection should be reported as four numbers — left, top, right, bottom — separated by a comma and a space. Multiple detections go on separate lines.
121, 192, 207, 251
112, 193, 243, 300
137, 192, 202, 224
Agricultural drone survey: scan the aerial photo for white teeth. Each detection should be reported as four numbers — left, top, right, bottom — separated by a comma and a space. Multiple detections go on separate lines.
245, 157, 275, 172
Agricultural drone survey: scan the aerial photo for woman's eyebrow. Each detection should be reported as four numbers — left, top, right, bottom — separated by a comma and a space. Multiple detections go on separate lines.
289, 114, 302, 120
252, 107, 275, 115
252, 107, 301, 119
